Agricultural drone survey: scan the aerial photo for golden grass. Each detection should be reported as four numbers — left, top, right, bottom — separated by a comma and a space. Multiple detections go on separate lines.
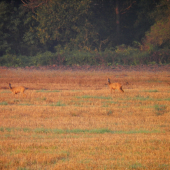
0, 68, 170, 170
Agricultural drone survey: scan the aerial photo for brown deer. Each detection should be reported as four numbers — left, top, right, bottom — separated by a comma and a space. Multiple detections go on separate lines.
9, 83, 27, 97
107, 78, 124, 93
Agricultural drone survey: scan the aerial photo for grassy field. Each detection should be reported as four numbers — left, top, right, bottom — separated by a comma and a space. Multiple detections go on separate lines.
0, 68, 170, 170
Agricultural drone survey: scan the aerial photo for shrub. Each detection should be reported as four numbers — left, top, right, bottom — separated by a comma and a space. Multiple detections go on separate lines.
0, 46, 169, 67
0, 54, 22, 67
114, 45, 151, 65
66, 50, 95, 65
150, 49, 170, 64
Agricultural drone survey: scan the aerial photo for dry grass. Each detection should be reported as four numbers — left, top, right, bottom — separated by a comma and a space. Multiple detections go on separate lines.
0, 68, 170, 170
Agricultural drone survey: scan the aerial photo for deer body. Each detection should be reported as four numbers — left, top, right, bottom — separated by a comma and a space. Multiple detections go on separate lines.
9, 83, 26, 96
107, 78, 124, 93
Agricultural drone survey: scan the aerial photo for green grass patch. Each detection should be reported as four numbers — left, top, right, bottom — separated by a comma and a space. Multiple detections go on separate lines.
102, 100, 117, 107
107, 110, 113, 115
49, 101, 66, 106
42, 97, 46, 100
156, 97, 170, 101
23, 128, 31, 132
129, 162, 145, 169
76, 95, 112, 100
154, 105, 167, 116
121, 95, 153, 101
164, 97, 170, 101
0, 101, 8, 105
134, 95, 151, 101
123, 96, 170, 102
123, 129, 162, 134
36, 89, 60, 93
70, 100, 90, 105
104, 100, 117, 104
17, 167, 30, 170
140, 105, 156, 109
144, 89, 158, 92
89, 129, 112, 134
0, 127, 163, 134
157, 164, 169, 169
33, 128, 115, 134
34, 128, 52, 134
0, 127, 4, 132
19, 103, 34, 106
0, 90, 11, 93
146, 80, 162, 83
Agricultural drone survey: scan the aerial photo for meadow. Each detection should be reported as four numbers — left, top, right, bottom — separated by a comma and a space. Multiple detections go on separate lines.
0, 67, 170, 170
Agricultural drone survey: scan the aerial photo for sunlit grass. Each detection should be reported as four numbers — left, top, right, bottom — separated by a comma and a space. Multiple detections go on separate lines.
0, 69, 169, 169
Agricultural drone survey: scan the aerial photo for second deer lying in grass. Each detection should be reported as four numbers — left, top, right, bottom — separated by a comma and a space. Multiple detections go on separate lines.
107, 78, 124, 93
9, 83, 27, 97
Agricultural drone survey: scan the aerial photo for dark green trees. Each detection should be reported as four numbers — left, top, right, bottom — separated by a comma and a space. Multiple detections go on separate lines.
0, 0, 170, 66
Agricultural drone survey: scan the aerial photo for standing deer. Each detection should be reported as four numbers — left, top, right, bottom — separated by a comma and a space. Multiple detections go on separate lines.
107, 78, 124, 93
9, 83, 27, 97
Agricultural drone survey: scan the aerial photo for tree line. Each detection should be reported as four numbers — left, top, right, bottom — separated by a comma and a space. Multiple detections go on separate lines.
0, 0, 170, 66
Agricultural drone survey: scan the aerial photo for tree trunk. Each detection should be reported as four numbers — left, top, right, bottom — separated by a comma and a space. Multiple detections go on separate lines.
115, 0, 120, 44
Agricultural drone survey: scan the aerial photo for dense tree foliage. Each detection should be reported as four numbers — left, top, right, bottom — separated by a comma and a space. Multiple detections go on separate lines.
143, 0, 170, 50
0, 0, 170, 66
